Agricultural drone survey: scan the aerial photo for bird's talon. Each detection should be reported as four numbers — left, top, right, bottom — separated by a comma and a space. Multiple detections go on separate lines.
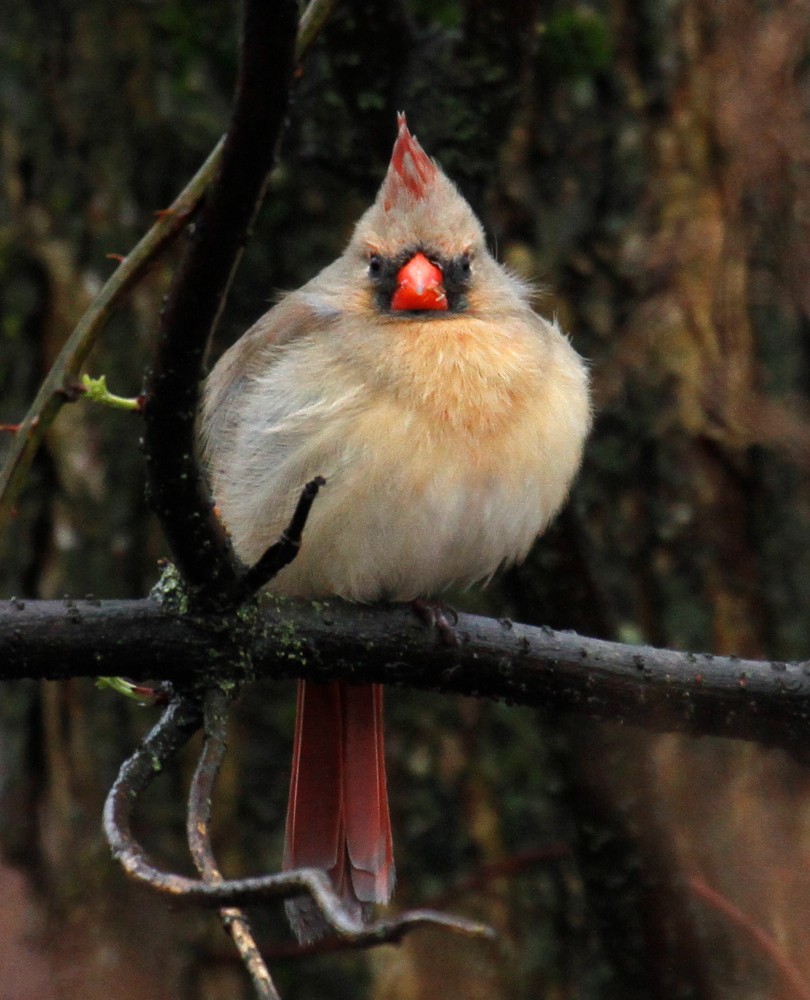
410, 599, 460, 646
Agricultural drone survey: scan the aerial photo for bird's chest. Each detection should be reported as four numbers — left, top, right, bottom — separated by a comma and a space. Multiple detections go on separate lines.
316, 401, 546, 599
265, 321, 555, 599
370, 320, 539, 440
314, 330, 548, 592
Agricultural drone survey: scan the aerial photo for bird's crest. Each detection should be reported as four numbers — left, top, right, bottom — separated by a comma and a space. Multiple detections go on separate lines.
382, 113, 437, 211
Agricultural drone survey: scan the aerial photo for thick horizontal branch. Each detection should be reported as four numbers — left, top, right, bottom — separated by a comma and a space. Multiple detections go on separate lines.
2, 597, 810, 755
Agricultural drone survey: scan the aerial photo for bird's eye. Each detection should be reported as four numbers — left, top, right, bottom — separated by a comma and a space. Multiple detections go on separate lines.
460, 254, 472, 277
368, 254, 383, 277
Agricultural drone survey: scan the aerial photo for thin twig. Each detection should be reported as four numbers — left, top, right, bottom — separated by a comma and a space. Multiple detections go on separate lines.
688, 875, 810, 1000
296, 0, 339, 60
102, 690, 493, 947
239, 477, 326, 598
424, 845, 572, 910
0, 0, 335, 541
189, 687, 280, 1000
0, 138, 224, 535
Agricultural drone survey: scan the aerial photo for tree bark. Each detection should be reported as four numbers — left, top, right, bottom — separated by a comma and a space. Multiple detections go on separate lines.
2, 597, 810, 755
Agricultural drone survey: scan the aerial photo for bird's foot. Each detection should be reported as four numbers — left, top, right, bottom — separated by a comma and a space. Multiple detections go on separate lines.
410, 598, 460, 647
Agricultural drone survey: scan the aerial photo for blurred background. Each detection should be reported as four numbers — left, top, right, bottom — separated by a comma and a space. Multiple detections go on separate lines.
3, 0, 810, 997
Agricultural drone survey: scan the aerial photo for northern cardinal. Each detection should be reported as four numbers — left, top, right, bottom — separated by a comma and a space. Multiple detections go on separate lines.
200, 115, 590, 940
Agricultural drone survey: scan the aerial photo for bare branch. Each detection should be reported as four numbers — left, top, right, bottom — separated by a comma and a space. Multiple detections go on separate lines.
102, 687, 492, 949
296, 0, 340, 60
688, 875, 810, 1000
0, 0, 337, 541
6, 598, 810, 756
239, 477, 327, 599
141, 0, 299, 607
189, 687, 281, 1000
0, 138, 224, 534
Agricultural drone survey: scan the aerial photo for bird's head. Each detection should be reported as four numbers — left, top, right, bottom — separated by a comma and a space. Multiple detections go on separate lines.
344, 114, 495, 318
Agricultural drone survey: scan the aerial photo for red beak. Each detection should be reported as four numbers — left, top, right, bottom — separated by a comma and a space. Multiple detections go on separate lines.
390, 253, 448, 311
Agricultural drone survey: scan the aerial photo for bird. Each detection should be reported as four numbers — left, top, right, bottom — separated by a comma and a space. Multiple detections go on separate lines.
199, 114, 591, 941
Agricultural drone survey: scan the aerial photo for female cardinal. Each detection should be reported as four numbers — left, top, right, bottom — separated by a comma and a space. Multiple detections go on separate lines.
200, 115, 591, 940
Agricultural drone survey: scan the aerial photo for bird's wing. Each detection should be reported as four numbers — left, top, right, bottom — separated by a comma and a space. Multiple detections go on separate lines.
199, 290, 354, 565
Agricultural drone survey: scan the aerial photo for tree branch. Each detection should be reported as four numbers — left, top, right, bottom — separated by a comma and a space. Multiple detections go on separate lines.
189, 687, 281, 1000
0, 138, 224, 534
141, 0, 299, 607
102, 684, 492, 946
238, 477, 326, 598
688, 875, 810, 1000
0, 0, 336, 543
4, 598, 810, 756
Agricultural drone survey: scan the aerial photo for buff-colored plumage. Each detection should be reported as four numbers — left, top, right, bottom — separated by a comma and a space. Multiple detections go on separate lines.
200, 115, 590, 939
201, 131, 590, 601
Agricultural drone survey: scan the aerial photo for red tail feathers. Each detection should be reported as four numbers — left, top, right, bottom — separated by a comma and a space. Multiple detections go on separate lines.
283, 680, 394, 942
